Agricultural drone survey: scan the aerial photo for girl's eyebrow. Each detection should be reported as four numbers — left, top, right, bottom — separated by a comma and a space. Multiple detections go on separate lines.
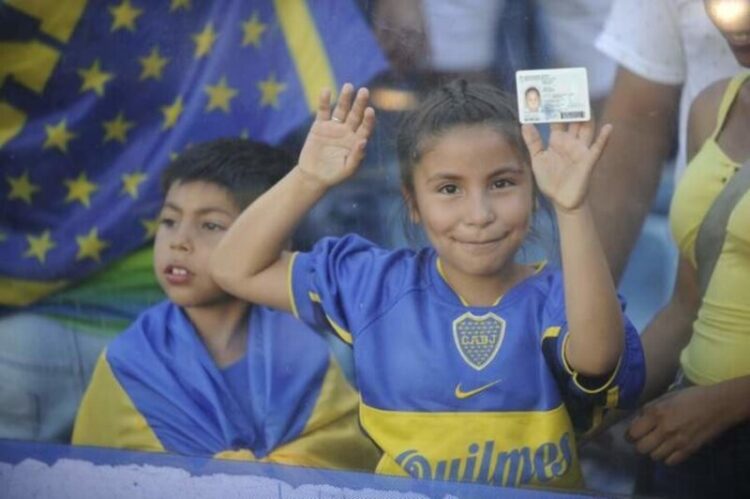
426, 164, 523, 182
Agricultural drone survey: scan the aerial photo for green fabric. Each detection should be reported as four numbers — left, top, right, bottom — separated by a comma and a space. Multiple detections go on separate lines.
35, 247, 164, 338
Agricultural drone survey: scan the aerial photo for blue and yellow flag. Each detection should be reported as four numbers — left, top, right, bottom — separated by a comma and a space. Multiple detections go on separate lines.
0, 0, 387, 306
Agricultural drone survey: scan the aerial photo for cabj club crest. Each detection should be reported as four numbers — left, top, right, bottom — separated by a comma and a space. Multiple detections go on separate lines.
452, 312, 506, 370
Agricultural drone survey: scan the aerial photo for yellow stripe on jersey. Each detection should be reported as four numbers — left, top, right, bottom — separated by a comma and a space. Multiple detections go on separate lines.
72, 352, 164, 452
288, 252, 300, 319
307, 290, 354, 344
361, 402, 583, 489
606, 386, 620, 409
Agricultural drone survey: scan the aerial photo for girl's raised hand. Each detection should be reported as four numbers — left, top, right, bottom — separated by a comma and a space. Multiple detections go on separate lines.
521, 121, 612, 212
297, 83, 376, 188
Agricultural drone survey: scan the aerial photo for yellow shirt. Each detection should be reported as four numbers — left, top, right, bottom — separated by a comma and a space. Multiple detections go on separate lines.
669, 72, 750, 385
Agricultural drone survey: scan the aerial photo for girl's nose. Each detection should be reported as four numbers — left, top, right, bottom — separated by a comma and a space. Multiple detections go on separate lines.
465, 192, 496, 227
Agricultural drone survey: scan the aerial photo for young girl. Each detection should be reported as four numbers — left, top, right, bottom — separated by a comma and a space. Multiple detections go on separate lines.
211, 80, 645, 489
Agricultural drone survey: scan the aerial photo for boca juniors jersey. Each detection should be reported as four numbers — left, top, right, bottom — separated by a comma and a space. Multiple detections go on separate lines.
290, 235, 645, 489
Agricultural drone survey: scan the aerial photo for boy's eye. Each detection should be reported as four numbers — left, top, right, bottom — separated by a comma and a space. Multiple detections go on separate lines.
159, 217, 175, 228
438, 184, 459, 195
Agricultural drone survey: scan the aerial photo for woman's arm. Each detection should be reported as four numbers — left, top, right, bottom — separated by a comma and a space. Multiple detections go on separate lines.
210, 85, 375, 311
523, 122, 620, 376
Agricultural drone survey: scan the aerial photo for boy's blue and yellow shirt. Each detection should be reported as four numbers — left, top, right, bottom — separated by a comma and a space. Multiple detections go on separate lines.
290, 235, 645, 489
71, 301, 380, 471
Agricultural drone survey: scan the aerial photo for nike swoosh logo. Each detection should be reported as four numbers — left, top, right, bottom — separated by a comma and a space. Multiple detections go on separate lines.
454, 379, 502, 399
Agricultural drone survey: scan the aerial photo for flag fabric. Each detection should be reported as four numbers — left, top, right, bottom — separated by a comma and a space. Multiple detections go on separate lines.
0, 0, 388, 307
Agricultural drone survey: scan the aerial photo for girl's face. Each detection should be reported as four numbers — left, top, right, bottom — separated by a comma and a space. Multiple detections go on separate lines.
407, 125, 534, 290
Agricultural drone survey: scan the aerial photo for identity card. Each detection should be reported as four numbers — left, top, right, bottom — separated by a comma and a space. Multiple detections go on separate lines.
516, 68, 590, 124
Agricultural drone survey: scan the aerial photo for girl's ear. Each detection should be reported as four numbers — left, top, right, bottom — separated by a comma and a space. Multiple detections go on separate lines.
401, 186, 420, 224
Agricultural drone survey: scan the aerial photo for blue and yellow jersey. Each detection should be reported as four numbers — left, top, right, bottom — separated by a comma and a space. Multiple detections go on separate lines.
72, 301, 380, 471
290, 235, 645, 489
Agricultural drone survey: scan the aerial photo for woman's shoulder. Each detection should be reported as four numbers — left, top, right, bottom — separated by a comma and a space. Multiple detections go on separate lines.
688, 78, 732, 158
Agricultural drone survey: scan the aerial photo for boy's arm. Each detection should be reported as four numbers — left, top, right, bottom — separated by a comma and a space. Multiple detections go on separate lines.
523, 122, 623, 377
211, 85, 374, 312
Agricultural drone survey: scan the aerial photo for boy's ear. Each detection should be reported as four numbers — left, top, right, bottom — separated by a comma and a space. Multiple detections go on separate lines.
401, 186, 420, 223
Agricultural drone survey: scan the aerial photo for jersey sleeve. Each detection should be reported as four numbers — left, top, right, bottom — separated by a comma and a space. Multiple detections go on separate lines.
289, 234, 410, 345
595, 0, 685, 84
539, 273, 645, 432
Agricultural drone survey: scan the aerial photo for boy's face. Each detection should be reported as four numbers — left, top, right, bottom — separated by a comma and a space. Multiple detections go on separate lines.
154, 180, 240, 309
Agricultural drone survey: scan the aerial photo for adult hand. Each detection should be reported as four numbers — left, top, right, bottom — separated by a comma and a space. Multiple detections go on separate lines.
522, 121, 613, 212
297, 83, 375, 189
627, 383, 738, 465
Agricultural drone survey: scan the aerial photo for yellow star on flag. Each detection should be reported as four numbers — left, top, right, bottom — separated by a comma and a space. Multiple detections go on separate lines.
139, 46, 169, 81
78, 59, 114, 96
193, 23, 217, 59
64, 172, 98, 207
170, 0, 191, 11
103, 112, 135, 144
258, 74, 287, 108
24, 230, 56, 263
43, 119, 76, 153
205, 76, 238, 113
110, 0, 143, 32
242, 12, 267, 47
7, 171, 40, 204
76, 228, 109, 262
141, 217, 159, 239
122, 172, 147, 199
161, 96, 184, 130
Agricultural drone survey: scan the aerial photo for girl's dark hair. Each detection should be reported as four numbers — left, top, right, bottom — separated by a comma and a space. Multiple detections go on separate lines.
161, 138, 295, 210
396, 79, 530, 196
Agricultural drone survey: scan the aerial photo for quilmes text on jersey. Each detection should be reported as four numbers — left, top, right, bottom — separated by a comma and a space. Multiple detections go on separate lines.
395, 432, 574, 486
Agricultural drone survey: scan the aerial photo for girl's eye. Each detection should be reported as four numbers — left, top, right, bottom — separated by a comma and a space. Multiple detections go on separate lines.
202, 222, 225, 231
438, 184, 459, 195
492, 179, 513, 189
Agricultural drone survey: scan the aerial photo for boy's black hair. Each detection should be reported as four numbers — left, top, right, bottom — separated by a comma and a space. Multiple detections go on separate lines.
161, 138, 295, 209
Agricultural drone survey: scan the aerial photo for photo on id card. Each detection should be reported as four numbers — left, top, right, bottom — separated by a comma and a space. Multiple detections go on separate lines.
516, 68, 590, 124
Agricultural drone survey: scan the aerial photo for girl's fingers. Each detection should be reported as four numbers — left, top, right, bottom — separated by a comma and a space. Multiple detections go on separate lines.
521, 123, 543, 157
346, 87, 370, 130
567, 122, 582, 139
316, 88, 332, 121
588, 123, 613, 162
344, 139, 368, 171
578, 120, 595, 146
355, 107, 376, 141
331, 83, 354, 122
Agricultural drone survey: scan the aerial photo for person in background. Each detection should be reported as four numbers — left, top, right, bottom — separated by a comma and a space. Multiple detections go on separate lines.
72, 138, 380, 470
626, 1, 750, 497
591, 0, 742, 280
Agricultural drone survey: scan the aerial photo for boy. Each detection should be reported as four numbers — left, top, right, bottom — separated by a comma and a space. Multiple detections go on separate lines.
72, 138, 380, 471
